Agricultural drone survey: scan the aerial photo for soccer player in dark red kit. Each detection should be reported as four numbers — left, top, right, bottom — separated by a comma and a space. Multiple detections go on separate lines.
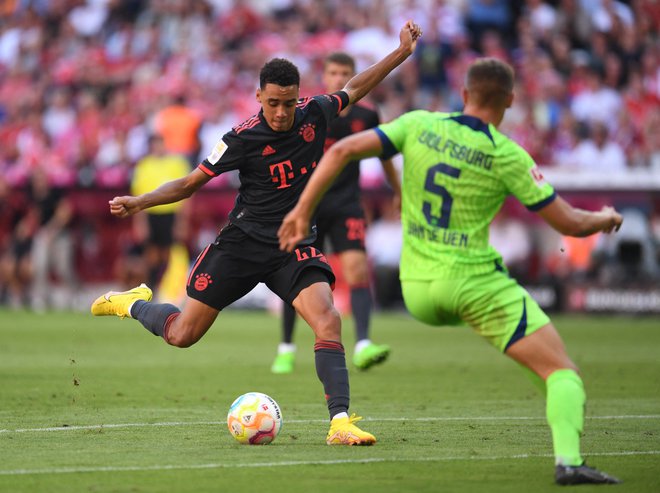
271, 52, 400, 374
91, 20, 422, 445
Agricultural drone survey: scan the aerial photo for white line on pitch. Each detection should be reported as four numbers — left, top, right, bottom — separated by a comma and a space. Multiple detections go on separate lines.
1, 414, 658, 434
0, 450, 658, 476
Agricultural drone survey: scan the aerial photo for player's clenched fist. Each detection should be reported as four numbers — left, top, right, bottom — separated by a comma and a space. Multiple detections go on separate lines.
599, 206, 623, 234
109, 196, 141, 218
399, 20, 422, 54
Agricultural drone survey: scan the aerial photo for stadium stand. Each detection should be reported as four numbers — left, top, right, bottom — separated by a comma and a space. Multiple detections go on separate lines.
0, 0, 658, 310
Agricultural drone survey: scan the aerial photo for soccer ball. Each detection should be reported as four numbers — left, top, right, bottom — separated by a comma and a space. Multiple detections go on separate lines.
227, 392, 282, 445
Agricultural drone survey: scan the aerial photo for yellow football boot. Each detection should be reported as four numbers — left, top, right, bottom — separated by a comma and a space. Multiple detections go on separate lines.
326, 414, 376, 446
90, 283, 153, 319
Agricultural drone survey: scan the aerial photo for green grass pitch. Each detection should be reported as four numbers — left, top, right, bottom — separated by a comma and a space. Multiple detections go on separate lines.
0, 309, 658, 492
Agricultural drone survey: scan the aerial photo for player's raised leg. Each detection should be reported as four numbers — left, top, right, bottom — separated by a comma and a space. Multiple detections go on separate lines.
292, 278, 375, 445
156, 297, 219, 347
91, 283, 220, 347
340, 249, 390, 370
505, 324, 621, 485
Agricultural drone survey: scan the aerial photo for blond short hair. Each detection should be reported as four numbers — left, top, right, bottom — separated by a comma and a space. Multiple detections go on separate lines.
465, 58, 515, 108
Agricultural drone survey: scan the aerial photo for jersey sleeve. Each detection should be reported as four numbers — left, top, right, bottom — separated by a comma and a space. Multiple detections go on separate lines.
374, 111, 417, 160
197, 130, 244, 177
499, 143, 556, 211
311, 91, 350, 124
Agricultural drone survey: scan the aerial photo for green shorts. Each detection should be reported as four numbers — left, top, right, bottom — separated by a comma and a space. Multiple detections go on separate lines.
401, 269, 550, 352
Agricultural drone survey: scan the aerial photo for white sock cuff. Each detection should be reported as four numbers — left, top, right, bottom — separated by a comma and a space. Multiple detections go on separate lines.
354, 339, 372, 353
127, 301, 137, 319
278, 343, 296, 354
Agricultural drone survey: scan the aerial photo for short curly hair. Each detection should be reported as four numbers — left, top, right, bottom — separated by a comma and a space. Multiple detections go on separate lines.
259, 58, 300, 89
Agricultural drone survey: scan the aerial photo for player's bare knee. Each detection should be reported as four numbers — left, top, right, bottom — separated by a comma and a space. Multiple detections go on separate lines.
165, 323, 200, 348
346, 270, 369, 287
344, 260, 368, 283
312, 304, 341, 340
342, 258, 369, 286
164, 331, 190, 348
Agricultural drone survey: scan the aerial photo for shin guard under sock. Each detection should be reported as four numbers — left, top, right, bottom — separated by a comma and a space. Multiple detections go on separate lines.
314, 340, 350, 419
282, 303, 296, 344
350, 286, 372, 342
546, 369, 585, 466
130, 300, 180, 339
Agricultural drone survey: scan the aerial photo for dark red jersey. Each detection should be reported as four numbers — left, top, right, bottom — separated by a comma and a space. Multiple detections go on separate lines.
316, 103, 380, 215
198, 91, 350, 245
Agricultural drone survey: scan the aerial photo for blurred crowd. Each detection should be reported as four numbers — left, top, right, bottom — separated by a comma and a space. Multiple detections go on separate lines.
0, 0, 658, 187
0, 0, 659, 310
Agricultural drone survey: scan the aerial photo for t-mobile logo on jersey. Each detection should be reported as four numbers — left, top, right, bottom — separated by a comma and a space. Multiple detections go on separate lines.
269, 159, 317, 189
270, 160, 295, 189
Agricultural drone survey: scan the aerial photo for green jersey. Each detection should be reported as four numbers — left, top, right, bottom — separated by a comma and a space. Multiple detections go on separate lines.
376, 110, 555, 280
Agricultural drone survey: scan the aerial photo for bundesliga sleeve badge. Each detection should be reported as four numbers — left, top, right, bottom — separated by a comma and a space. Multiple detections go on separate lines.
207, 139, 229, 164
529, 165, 547, 187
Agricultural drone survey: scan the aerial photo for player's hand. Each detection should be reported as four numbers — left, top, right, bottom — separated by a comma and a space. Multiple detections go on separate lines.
600, 206, 623, 233
399, 20, 422, 54
278, 207, 310, 252
109, 196, 142, 218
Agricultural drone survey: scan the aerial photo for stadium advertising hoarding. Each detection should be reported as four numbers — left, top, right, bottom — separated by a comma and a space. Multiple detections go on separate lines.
566, 285, 660, 314
526, 283, 660, 314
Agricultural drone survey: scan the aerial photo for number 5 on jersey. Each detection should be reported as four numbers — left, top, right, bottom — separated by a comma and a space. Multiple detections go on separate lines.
423, 162, 461, 229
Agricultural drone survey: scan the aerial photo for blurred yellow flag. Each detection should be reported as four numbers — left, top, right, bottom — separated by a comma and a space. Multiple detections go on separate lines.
157, 243, 190, 304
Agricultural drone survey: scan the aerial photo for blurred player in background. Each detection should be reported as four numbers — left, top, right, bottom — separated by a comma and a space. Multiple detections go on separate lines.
279, 57, 622, 483
91, 21, 422, 446
271, 52, 401, 375
29, 167, 77, 311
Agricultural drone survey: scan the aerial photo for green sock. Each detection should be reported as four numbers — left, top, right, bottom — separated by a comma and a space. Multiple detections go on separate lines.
546, 369, 585, 466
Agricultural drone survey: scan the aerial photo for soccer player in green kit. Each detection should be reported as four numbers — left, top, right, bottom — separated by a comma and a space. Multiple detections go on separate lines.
279, 58, 623, 485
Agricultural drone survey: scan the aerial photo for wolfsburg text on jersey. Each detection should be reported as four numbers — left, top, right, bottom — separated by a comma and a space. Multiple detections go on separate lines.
418, 130, 493, 170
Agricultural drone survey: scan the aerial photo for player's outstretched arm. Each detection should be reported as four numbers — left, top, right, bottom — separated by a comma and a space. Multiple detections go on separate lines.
109, 168, 211, 218
537, 195, 623, 237
279, 130, 383, 252
342, 20, 422, 105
